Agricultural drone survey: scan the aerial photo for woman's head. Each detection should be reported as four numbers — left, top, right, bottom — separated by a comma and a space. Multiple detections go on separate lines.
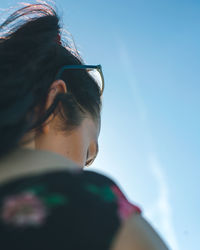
0, 3, 103, 167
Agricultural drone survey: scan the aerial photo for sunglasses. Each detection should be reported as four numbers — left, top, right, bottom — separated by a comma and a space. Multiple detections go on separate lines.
55, 64, 104, 96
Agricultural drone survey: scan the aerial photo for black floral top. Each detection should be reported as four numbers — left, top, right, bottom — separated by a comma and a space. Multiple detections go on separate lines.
0, 148, 142, 250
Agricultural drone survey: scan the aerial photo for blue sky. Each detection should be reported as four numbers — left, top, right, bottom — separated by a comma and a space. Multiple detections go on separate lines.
1, 0, 200, 249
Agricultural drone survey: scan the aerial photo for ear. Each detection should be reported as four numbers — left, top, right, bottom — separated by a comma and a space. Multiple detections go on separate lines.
42, 79, 67, 134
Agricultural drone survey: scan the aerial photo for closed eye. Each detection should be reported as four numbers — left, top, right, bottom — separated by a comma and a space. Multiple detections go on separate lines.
85, 142, 99, 167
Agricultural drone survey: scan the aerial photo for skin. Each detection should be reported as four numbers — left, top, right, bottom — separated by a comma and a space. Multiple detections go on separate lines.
111, 213, 169, 250
21, 79, 169, 250
22, 79, 100, 168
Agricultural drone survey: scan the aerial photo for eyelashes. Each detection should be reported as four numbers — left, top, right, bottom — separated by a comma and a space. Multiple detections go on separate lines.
85, 150, 95, 167
85, 158, 94, 167
85, 142, 99, 167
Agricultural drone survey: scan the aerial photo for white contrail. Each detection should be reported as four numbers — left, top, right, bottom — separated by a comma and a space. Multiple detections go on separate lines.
118, 41, 180, 250
149, 153, 180, 250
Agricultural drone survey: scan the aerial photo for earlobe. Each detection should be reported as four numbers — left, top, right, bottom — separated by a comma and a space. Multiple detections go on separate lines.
42, 123, 50, 134
41, 113, 54, 134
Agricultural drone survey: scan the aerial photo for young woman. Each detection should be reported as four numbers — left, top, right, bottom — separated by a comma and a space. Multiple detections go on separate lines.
0, 3, 169, 250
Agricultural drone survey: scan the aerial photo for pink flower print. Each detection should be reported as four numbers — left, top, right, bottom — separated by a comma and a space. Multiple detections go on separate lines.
1, 192, 48, 227
111, 185, 141, 221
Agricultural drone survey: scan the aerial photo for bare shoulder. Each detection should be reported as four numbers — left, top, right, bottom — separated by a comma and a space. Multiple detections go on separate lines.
110, 213, 170, 250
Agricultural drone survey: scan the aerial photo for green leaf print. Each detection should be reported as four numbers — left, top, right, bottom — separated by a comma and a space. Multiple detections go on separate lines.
19, 185, 68, 208
42, 194, 68, 208
24, 185, 47, 194
85, 184, 117, 202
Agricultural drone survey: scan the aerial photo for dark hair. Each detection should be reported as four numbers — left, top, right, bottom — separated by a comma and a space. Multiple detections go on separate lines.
0, 2, 102, 158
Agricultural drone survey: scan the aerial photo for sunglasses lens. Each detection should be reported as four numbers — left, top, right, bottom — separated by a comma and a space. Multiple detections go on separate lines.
87, 69, 103, 94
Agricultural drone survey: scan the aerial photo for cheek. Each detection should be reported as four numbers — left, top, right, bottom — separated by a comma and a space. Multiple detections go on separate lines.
63, 130, 87, 167
73, 118, 98, 166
